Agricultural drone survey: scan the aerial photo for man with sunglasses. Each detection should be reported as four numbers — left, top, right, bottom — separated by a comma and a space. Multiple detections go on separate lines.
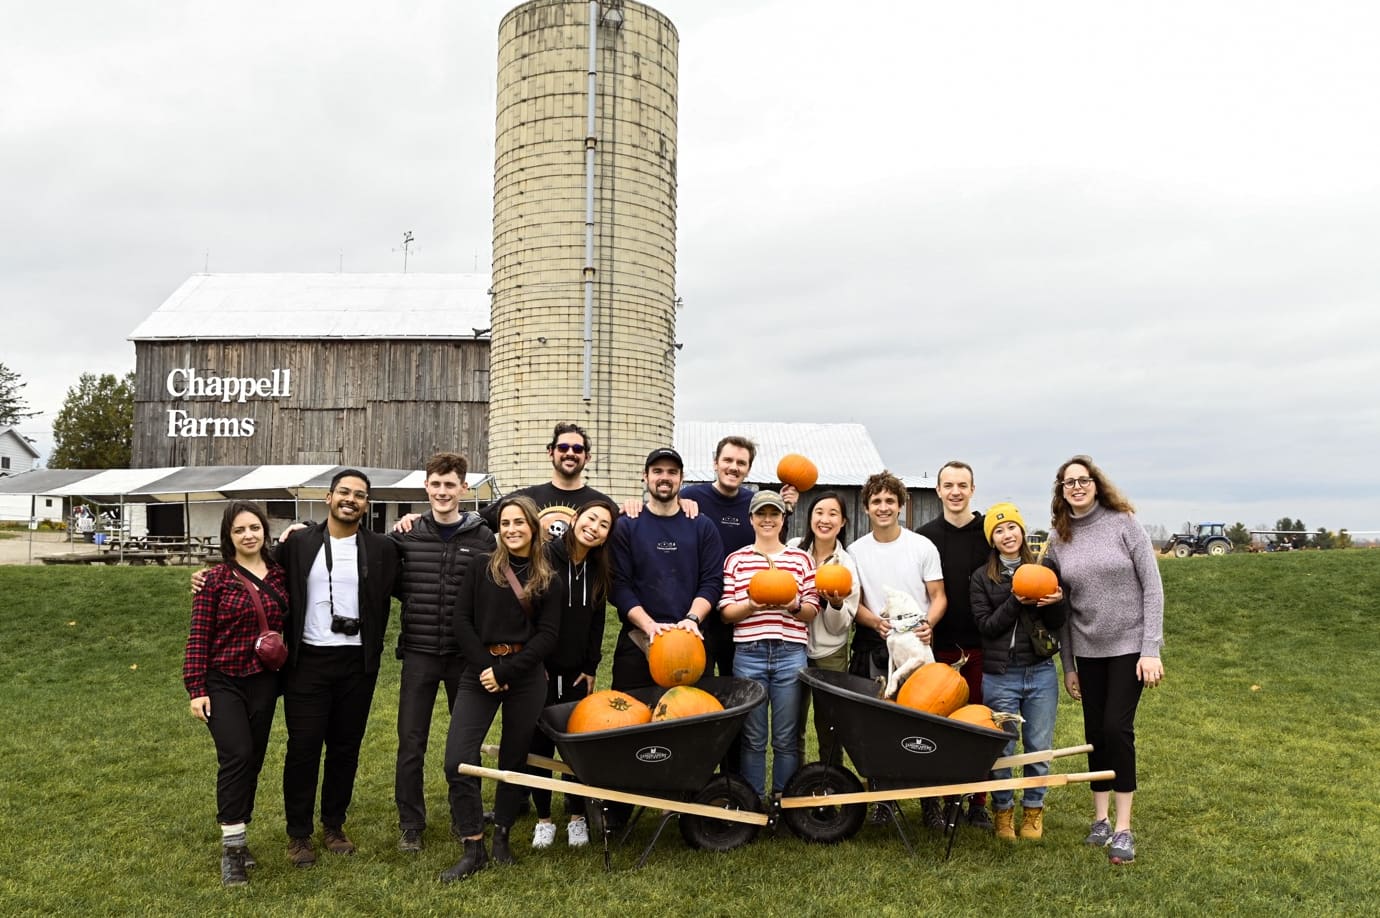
480, 422, 611, 540
275, 469, 400, 867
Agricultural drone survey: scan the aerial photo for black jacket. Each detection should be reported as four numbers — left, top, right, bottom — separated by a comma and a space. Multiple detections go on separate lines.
969, 561, 1068, 675
278, 522, 400, 674
545, 538, 607, 675
390, 511, 494, 657
454, 554, 561, 686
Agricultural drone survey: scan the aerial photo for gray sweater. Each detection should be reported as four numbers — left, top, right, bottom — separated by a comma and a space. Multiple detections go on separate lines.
1046, 504, 1164, 669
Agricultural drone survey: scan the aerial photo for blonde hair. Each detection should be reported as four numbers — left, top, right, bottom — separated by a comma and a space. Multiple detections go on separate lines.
487, 495, 555, 596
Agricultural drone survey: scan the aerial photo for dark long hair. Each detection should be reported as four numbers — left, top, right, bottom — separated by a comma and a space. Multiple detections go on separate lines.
797, 491, 849, 553
219, 501, 273, 564
561, 498, 619, 604
1050, 454, 1136, 543
487, 495, 555, 596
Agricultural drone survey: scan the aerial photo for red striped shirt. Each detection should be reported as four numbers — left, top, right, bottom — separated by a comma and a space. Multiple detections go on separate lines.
720, 546, 818, 644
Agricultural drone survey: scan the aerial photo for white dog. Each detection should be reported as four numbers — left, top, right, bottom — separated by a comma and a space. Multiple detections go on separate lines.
880, 587, 935, 699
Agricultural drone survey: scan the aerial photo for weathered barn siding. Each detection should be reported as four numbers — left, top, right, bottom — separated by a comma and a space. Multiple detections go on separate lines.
133, 340, 490, 469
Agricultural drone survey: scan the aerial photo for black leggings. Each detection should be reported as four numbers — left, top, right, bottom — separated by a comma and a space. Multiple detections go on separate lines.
526, 667, 589, 819
1075, 654, 1143, 793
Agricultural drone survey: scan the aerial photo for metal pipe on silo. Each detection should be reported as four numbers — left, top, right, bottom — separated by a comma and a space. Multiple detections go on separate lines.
582, 0, 598, 401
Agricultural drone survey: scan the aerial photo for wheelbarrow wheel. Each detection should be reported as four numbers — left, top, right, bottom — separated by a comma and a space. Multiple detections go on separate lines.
781, 762, 867, 844
678, 775, 762, 852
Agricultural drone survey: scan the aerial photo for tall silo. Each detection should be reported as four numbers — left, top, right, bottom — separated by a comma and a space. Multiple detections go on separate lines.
488, 0, 679, 500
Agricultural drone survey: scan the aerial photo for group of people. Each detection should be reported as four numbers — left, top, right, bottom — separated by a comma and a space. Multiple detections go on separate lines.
182, 425, 1165, 888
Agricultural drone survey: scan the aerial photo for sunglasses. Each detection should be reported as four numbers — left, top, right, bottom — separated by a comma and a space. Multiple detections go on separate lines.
554, 443, 587, 454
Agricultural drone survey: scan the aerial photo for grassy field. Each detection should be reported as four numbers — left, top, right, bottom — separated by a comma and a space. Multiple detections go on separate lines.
2, 552, 1378, 916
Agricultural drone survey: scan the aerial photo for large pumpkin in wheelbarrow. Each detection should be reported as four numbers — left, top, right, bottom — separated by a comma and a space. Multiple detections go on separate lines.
896, 653, 970, 716
566, 690, 653, 733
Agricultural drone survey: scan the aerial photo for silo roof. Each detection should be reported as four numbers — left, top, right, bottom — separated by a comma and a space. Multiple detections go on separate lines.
129, 273, 492, 341
675, 421, 926, 488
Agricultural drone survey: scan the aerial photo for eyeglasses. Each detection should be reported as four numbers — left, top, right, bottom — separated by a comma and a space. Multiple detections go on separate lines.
1060, 477, 1095, 491
554, 443, 587, 454
332, 487, 369, 500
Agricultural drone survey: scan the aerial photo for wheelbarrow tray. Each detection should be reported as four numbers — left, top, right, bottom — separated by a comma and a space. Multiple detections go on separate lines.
539, 676, 766, 794
801, 668, 1009, 788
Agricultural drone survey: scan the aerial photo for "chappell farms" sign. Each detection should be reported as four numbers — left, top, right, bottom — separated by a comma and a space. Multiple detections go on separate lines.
165, 368, 291, 438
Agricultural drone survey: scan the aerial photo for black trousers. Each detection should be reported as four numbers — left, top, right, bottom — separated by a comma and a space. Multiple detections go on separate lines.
395, 650, 463, 831
282, 644, 379, 838
444, 663, 547, 837
526, 667, 590, 819
1076, 653, 1144, 793
206, 668, 280, 825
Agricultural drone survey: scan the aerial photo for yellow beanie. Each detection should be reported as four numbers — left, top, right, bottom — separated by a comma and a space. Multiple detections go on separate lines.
984, 502, 1026, 545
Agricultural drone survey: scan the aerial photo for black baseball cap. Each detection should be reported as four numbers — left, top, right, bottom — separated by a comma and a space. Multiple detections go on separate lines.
644, 447, 683, 471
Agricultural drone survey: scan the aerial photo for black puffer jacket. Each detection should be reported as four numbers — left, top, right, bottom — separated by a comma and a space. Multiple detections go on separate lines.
391, 512, 494, 656
970, 560, 1068, 675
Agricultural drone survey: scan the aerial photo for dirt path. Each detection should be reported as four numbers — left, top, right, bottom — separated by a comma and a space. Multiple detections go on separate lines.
0, 531, 103, 565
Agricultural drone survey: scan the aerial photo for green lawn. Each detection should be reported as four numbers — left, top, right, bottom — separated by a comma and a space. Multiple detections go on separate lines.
2, 552, 1377, 916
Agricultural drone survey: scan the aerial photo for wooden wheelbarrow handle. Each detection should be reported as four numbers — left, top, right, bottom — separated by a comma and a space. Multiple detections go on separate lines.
991, 743, 1093, 770
777, 770, 1116, 809
456, 763, 770, 826
480, 743, 574, 775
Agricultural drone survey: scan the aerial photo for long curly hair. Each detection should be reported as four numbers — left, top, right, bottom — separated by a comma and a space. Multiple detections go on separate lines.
1050, 454, 1136, 543
487, 495, 555, 596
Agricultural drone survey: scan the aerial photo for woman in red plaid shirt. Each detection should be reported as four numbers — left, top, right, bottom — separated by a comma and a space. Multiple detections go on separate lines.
183, 501, 288, 887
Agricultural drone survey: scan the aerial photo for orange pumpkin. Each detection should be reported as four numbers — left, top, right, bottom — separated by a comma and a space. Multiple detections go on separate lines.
648, 629, 706, 688
814, 563, 852, 597
896, 653, 970, 715
566, 690, 653, 734
651, 685, 724, 722
949, 704, 999, 730
748, 567, 798, 607
776, 454, 819, 492
1012, 564, 1058, 601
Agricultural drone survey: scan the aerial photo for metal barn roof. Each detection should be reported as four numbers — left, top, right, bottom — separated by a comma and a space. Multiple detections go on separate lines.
675, 421, 923, 487
128, 273, 493, 341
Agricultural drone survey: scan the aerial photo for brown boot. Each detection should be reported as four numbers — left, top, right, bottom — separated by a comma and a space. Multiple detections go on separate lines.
322, 825, 356, 855
287, 836, 317, 868
993, 807, 1017, 841
1019, 806, 1044, 840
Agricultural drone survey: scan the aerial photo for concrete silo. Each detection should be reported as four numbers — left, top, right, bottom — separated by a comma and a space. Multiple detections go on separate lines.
488, 0, 679, 500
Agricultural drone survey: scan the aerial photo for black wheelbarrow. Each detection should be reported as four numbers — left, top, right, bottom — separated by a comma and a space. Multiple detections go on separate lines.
777, 669, 1111, 857
461, 676, 768, 868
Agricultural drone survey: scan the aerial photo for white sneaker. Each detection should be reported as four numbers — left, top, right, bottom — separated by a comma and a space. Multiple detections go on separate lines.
567, 818, 590, 847
531, 821, 557, 849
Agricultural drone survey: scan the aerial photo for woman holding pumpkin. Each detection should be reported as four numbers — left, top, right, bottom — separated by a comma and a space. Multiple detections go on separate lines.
787, 491, 860, 767
182, 501, 288, 887
1045, 456, 1164, 866
441, 496, 562, 882
526, 498, 618, 851
720, 489, 820, 800
969, 502, 1066, 841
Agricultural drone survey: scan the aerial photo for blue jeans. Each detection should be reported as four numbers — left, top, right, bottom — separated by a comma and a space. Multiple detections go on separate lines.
983, 659, 1059, 810
733, 639, 807, 797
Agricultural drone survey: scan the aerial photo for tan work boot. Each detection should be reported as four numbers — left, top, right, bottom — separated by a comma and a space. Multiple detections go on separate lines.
287, 836, 317, 868
993, 807, 1016, 841
1019, 806, 1044, 840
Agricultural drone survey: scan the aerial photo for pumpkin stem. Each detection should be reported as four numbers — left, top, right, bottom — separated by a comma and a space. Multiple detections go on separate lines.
991, 711, 1025, 727
949, 647, 969, 671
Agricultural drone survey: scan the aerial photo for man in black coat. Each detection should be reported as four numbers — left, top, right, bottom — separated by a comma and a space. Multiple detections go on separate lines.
388, 453, 493, 853
278, 469, 400, 867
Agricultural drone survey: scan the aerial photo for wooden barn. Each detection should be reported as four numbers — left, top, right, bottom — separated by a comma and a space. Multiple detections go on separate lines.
128, 274, 492, 470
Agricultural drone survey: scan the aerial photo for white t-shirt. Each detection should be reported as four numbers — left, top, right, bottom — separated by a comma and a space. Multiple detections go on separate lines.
848, 529, 943, 618
303, 534, 362, 646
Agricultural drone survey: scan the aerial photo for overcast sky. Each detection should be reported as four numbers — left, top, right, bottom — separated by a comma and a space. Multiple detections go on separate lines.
4, 1, 1377, 535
